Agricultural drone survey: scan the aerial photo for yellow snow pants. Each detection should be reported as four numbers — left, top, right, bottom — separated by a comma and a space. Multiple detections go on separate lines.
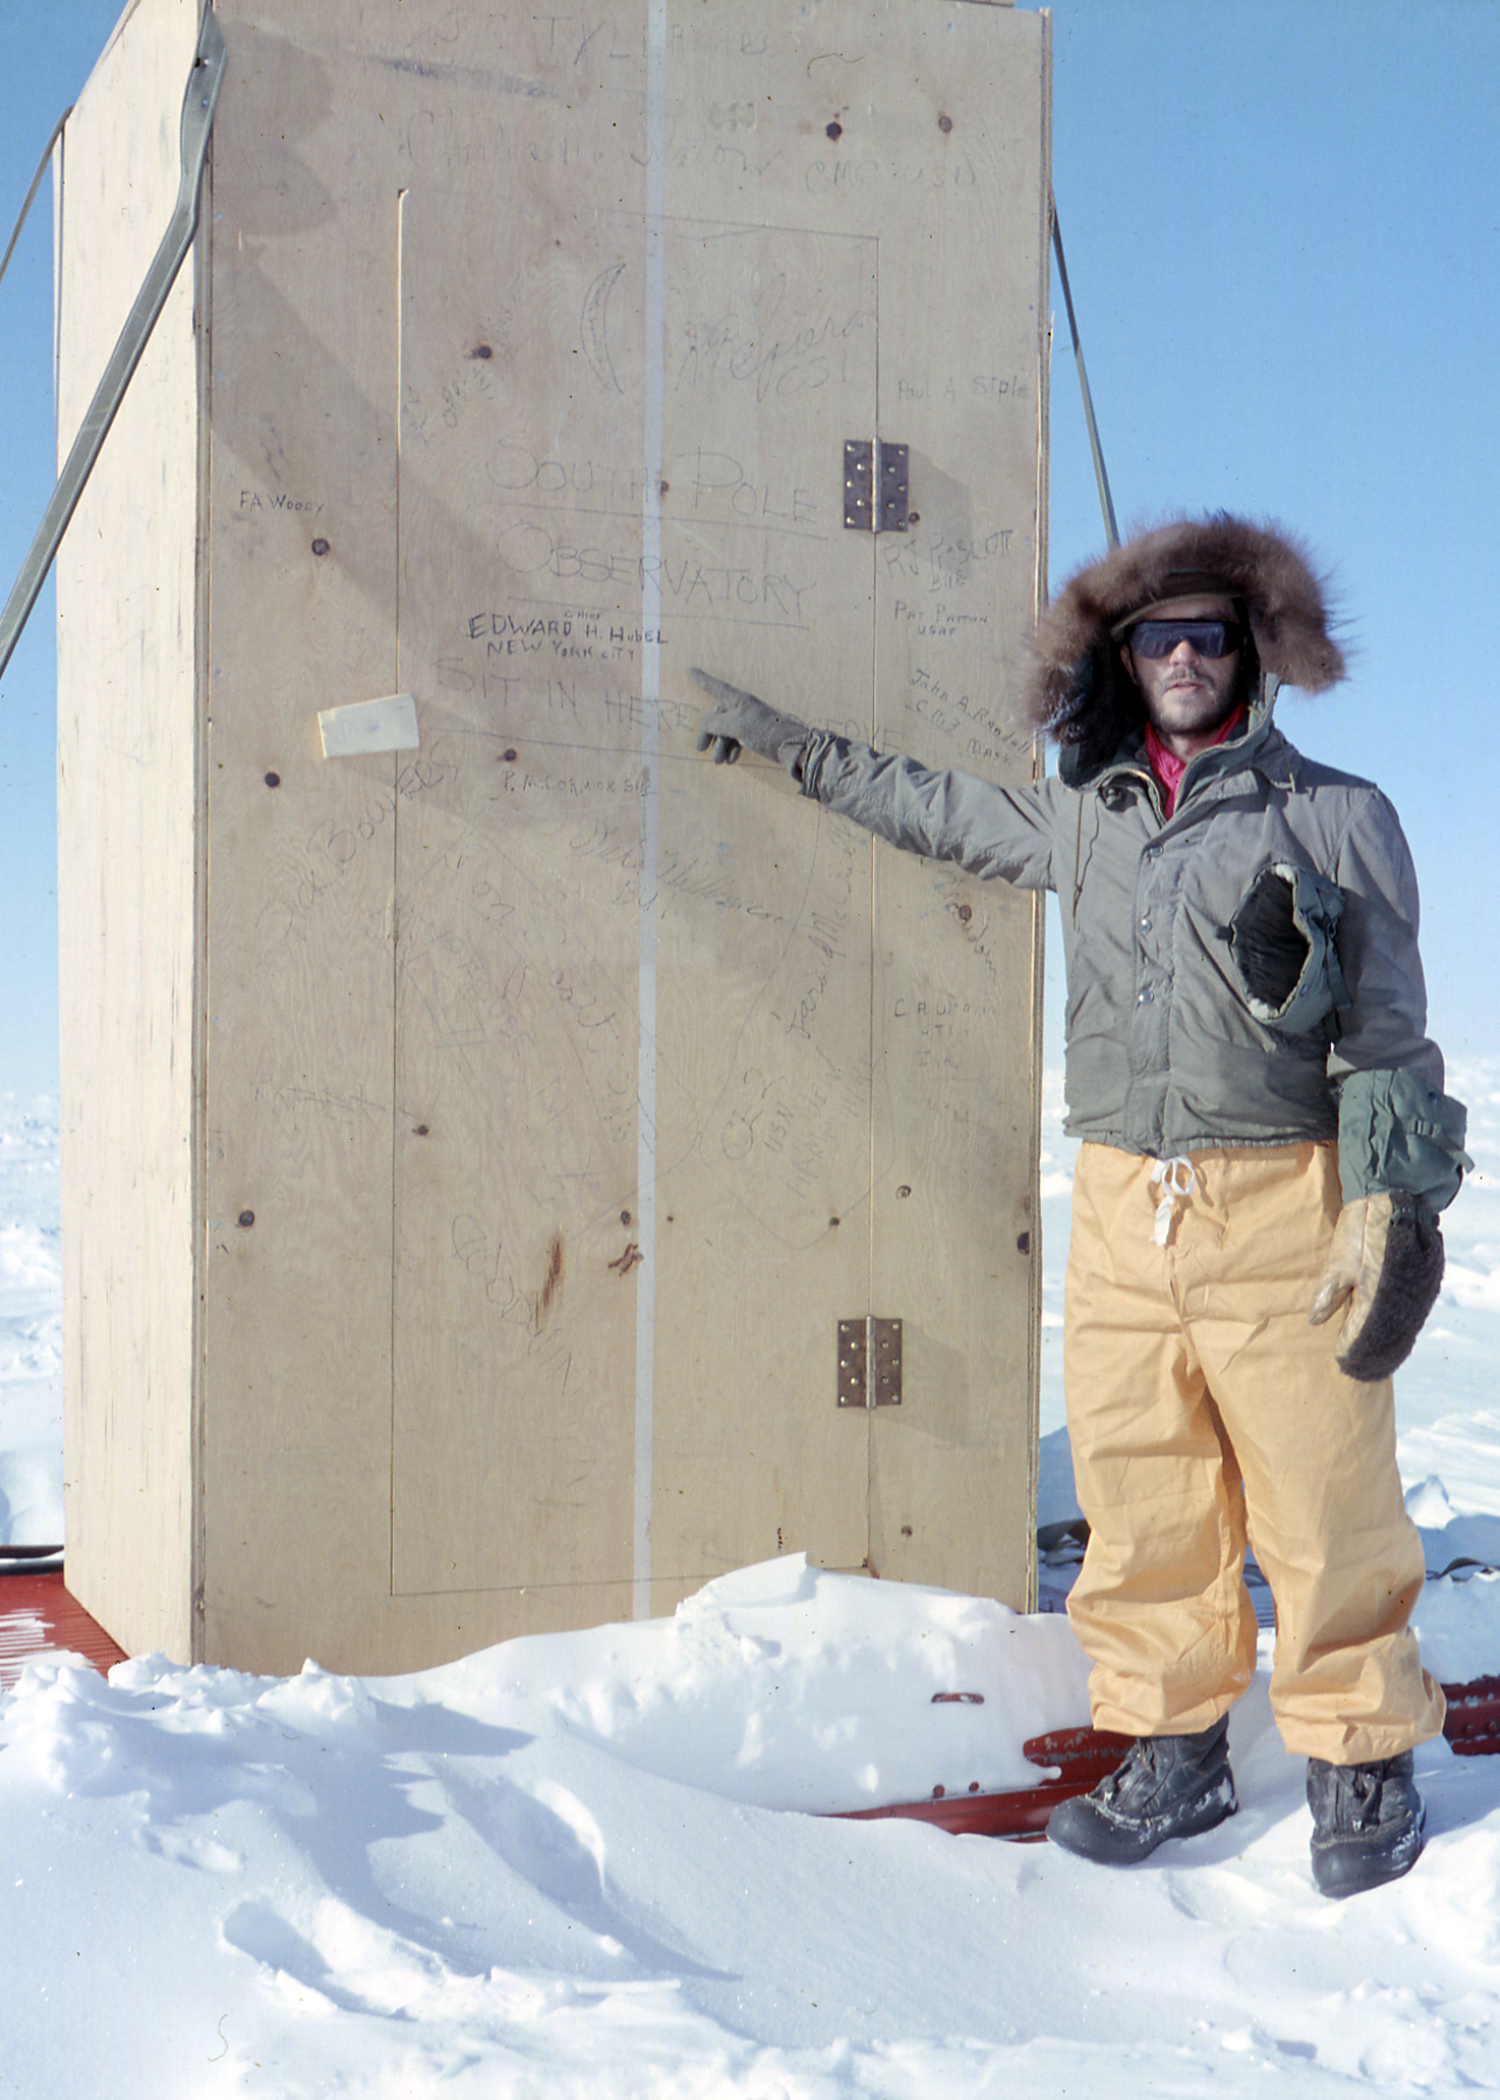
1063, 1140, 1446, 1764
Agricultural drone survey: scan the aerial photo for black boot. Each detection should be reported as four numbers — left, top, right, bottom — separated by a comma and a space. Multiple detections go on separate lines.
1307, 1751, 1426, 1898
1045, 1716, 1237, 1864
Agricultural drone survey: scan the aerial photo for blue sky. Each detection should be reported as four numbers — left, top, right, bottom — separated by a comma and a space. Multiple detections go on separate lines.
0, 0, 123, 1090
0, 0, 1496, 1088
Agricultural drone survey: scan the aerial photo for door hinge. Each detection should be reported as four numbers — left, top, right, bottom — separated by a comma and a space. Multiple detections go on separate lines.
843, 440, 910, 533
837, 1317, 903, 1408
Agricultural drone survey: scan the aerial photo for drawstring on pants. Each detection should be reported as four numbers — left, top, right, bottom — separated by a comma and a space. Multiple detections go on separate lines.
1149, 1156, 1197, 1246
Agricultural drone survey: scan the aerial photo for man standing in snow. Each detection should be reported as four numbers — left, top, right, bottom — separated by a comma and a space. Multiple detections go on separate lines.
691, 514, 1469, 1898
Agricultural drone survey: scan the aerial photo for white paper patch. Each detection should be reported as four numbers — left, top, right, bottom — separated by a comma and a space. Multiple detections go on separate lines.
317, 694, 420, 758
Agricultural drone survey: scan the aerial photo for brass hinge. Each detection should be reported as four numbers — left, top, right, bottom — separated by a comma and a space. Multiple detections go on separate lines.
843, 440, 910, 533
837, 1317, 903, 1408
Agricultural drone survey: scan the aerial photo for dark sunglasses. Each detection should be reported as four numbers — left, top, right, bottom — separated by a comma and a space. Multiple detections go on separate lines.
1127, 619, 1245, 660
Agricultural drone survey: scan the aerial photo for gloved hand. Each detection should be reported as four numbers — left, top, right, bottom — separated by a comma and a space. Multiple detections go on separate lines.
691, 668, 810, 774
1308, 1192, 1445, 1382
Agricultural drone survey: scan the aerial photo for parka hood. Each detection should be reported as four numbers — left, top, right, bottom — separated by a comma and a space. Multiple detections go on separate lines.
1026, 513, 1346, 768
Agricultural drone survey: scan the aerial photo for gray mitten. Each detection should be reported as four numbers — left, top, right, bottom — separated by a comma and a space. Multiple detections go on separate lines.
691, 668, 809, 774
1308, 1192, 1445, 1382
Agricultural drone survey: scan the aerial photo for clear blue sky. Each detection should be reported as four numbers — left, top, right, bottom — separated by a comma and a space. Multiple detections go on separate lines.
1, 1, 1496, 1089
0, 0, 123, 1090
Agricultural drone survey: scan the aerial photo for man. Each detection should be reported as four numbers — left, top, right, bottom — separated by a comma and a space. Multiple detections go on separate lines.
692, 513, 1469, 1898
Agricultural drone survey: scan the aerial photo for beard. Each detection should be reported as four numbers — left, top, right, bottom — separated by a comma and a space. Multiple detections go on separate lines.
1145, 679, 1237, 737
1141, 652, 1254, 739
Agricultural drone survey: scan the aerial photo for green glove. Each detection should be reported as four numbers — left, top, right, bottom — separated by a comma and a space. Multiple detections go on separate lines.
1308, 1192, 1445, 1382
691, 668, 810, 773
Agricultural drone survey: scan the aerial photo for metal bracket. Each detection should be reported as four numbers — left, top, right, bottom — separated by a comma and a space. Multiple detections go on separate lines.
0, 4, 227, 685
843, 440, 909, 533
837, 1317, 903, 1408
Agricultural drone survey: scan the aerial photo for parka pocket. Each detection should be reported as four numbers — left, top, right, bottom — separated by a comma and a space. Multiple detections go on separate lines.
1223, 861, 1351, 1035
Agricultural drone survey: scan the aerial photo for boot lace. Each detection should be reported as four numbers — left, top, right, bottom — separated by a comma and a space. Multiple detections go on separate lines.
1342, 1762, 1386, 1831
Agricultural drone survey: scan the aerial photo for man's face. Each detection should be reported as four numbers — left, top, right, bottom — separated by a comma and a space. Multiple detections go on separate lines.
1120, 596, 1244, 749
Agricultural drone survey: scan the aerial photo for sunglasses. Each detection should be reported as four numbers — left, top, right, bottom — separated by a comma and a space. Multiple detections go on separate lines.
1127, 619, 1245, 660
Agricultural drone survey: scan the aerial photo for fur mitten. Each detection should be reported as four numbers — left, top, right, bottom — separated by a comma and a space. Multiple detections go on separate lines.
1309, 1193, 1445, 1382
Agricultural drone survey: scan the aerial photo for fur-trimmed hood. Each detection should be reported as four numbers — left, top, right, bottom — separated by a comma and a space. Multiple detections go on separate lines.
1026, 514, 1346, 767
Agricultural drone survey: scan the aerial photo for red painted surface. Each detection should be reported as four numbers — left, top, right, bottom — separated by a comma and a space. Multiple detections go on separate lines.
0, 1570, 128, 1691
1442, 1676, 1500, 1756
833, 1726, 1134, 1840
835, 1695, 1500, 1841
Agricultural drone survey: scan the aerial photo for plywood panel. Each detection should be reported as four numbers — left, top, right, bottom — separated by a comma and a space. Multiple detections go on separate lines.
649, 3, 1049, 1610
56, 0, 203, 1662
647, 204, 880, 1596
226, 0, 1045, 1648
391, 168, 651, 1597
865, 3, 1049, 1606
199, 3, 406, 1668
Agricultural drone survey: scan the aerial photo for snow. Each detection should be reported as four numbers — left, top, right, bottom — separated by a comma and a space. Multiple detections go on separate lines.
0, 1092, 63, 1544
2, 1073, 1499, 2096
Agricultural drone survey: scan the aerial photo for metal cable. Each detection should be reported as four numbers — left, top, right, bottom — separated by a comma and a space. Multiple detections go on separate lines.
0, 106, 72, 295
0, 6, 225, 687
1050, 193, 1120, 551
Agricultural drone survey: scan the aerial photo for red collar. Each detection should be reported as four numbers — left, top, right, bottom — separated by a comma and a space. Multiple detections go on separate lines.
1143, 706, 1246, 816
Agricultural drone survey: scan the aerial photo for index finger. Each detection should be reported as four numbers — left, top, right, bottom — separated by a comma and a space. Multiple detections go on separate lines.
689, 666, 752, 707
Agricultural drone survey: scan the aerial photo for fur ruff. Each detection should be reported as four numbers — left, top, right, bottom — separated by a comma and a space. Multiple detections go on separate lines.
1026, 513, 1346, 761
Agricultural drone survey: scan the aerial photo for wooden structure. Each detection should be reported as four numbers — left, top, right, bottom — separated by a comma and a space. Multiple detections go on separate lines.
56, 0, 1051, 1675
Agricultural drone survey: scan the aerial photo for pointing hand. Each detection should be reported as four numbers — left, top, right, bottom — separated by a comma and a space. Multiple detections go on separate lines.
691, 668, 810, 774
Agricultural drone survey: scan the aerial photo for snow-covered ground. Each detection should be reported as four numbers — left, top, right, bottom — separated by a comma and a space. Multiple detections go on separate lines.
2, 1071, 1498, 2097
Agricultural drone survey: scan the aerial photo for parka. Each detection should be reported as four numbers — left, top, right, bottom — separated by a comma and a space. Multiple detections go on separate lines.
794, 514, 1469, 1211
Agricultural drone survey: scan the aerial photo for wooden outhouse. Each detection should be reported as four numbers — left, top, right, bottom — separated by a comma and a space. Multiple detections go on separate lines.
56, 0, 1051, 1674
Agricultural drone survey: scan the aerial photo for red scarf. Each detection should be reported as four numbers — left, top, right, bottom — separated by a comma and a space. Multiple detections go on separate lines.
1144, 706, 1246, 817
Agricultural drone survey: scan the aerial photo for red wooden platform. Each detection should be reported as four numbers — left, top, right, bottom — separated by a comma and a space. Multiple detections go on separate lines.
836, 1688, 1500, 1840
0, 1568, 128, 1691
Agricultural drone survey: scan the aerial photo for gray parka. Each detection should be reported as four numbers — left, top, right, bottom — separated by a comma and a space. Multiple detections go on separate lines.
794, 515, 1469, 1211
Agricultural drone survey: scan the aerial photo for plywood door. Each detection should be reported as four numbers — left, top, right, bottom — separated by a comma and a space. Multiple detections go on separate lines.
393, 189, 879, 1601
